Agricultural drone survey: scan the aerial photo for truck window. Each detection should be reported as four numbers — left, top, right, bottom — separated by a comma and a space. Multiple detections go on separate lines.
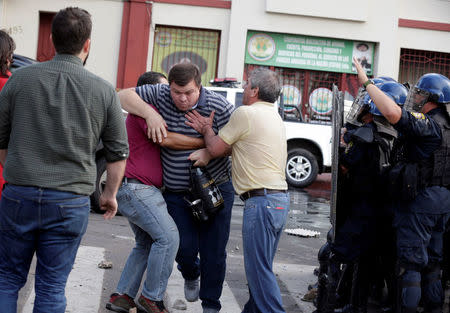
213, 90, 227, 98
235, 92, 243, 108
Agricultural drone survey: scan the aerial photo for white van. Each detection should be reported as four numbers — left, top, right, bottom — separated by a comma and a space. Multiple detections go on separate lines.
206, 86, 332, 188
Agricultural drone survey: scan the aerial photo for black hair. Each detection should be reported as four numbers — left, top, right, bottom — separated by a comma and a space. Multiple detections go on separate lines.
51, 7, 92, 55
0, 30, 15, 75
136, 71, 167, 87
168, 63, 201, 87
356, 43, 369, 51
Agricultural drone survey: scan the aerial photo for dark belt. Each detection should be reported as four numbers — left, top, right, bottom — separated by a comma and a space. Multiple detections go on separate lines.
239, 188, 287, 201
123, 177, 145, 185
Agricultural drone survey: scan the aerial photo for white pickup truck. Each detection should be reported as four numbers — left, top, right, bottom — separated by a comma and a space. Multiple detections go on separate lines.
90, 86, 333, 213
207, 86, 332, 188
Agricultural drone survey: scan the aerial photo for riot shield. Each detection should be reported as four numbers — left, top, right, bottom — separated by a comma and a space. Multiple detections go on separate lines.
345, 87, 366, 127
330, 85, 344, 242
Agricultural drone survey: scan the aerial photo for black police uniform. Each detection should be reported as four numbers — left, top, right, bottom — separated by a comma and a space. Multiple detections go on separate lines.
391, 107, 450, 313
324, 122, 389, 313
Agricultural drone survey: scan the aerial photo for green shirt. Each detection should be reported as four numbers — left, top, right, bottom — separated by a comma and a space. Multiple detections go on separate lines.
0, 54, 129, 195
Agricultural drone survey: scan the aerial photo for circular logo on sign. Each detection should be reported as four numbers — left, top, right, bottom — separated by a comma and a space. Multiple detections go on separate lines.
281, 85, 302, 107
247, 33, 276, 62
309, 88, 333, 115
155, 31, 172, 47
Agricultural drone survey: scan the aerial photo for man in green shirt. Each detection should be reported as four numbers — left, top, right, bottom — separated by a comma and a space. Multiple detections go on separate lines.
0, 7, 128, 313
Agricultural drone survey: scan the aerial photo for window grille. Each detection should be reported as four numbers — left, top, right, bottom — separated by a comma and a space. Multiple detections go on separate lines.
399, 48, 450, 86
152, 25, 220, 86
244, 64, 359, 124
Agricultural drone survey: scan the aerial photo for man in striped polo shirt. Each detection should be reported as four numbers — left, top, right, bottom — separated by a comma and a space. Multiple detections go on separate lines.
119, 63, 234, 313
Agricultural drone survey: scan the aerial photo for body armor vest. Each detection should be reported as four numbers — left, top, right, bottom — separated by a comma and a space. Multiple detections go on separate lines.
346, 122, 396, 197
373, 117, 398, 174
419, 110, 450, 188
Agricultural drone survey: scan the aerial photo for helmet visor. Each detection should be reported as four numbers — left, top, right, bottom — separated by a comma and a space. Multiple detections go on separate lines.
404, 87, 430, 112
346, 88, 366, 126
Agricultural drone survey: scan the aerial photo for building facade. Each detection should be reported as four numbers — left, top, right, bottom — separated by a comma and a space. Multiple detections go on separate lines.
1, 0, 449, 124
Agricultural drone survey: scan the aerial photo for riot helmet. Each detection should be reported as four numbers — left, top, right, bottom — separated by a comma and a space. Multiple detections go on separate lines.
372, 76, 395, 85
346, 78, 401, 125
379, 81, 408, 106
377, 76, 396, 82
357, 82, 408, 122
404, 73, 450, 112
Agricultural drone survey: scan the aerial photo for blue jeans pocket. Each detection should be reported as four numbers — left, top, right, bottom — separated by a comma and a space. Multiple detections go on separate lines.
0, 193, 22, 231
266, 201, 288, 232
265, 194, 289, 231
58, 197, 90, 237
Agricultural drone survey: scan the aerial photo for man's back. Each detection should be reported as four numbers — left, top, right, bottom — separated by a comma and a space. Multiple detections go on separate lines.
0, 54, 127, 195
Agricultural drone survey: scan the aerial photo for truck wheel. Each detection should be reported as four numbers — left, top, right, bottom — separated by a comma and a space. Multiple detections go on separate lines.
90, 156, 107, 214
286, 148, 319, 188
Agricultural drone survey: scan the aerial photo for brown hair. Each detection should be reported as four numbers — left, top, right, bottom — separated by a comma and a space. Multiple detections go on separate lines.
168, 63, 201, 87
0, 30, 15, 75
51, 7, 92, 55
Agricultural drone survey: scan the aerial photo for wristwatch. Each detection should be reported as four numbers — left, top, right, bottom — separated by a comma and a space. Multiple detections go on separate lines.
363, 79, 373, 87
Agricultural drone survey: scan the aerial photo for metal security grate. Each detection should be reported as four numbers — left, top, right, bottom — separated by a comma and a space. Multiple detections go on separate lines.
244, 64, 359, 124
399, 48, 450, 86
152, 25, 220, 86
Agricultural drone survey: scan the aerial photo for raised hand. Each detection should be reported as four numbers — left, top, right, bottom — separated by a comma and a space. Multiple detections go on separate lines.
353, 56, 369, 85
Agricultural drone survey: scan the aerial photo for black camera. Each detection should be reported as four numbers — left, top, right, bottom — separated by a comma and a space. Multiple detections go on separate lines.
184, 197, 209, 222
187, 163, 224, 222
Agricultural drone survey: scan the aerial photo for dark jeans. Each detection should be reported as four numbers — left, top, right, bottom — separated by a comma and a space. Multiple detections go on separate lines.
0, 184, 90, 313
163, 180, 234, 311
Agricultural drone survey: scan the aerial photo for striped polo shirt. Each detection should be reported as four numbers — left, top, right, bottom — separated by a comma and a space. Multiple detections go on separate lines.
135, 84, 234, 191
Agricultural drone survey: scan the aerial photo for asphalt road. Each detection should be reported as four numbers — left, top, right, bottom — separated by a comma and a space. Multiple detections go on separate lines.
17, 173, 450, 312
18, 175, 333, 313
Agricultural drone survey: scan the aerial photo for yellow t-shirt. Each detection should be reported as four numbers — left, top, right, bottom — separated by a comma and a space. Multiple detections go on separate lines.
218, 101, 288, 195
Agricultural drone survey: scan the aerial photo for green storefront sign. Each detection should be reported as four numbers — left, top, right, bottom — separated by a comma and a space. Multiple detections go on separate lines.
245, 30, 374, 75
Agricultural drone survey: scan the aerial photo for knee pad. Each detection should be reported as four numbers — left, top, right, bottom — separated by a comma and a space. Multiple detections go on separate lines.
327, 227, 333, 243
422, 262, 441, 285
319, 242, 331, 262
422, 262, 444, 310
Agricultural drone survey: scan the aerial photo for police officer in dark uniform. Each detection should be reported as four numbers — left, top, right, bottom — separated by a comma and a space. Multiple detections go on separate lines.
354, 57, 450, 313
318, 81, 407, 313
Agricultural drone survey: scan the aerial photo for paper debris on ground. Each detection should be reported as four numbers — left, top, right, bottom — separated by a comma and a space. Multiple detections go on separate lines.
285, 228, 320, 238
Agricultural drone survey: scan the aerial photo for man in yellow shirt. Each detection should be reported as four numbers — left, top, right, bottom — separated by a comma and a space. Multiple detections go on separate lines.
186, 68, 289, 313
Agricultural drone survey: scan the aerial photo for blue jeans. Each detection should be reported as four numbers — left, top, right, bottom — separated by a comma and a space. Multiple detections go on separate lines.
242, 192, 290, 313
116, 182, 179, 301
0, 184, 90, 313
163, 180, 234, 311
